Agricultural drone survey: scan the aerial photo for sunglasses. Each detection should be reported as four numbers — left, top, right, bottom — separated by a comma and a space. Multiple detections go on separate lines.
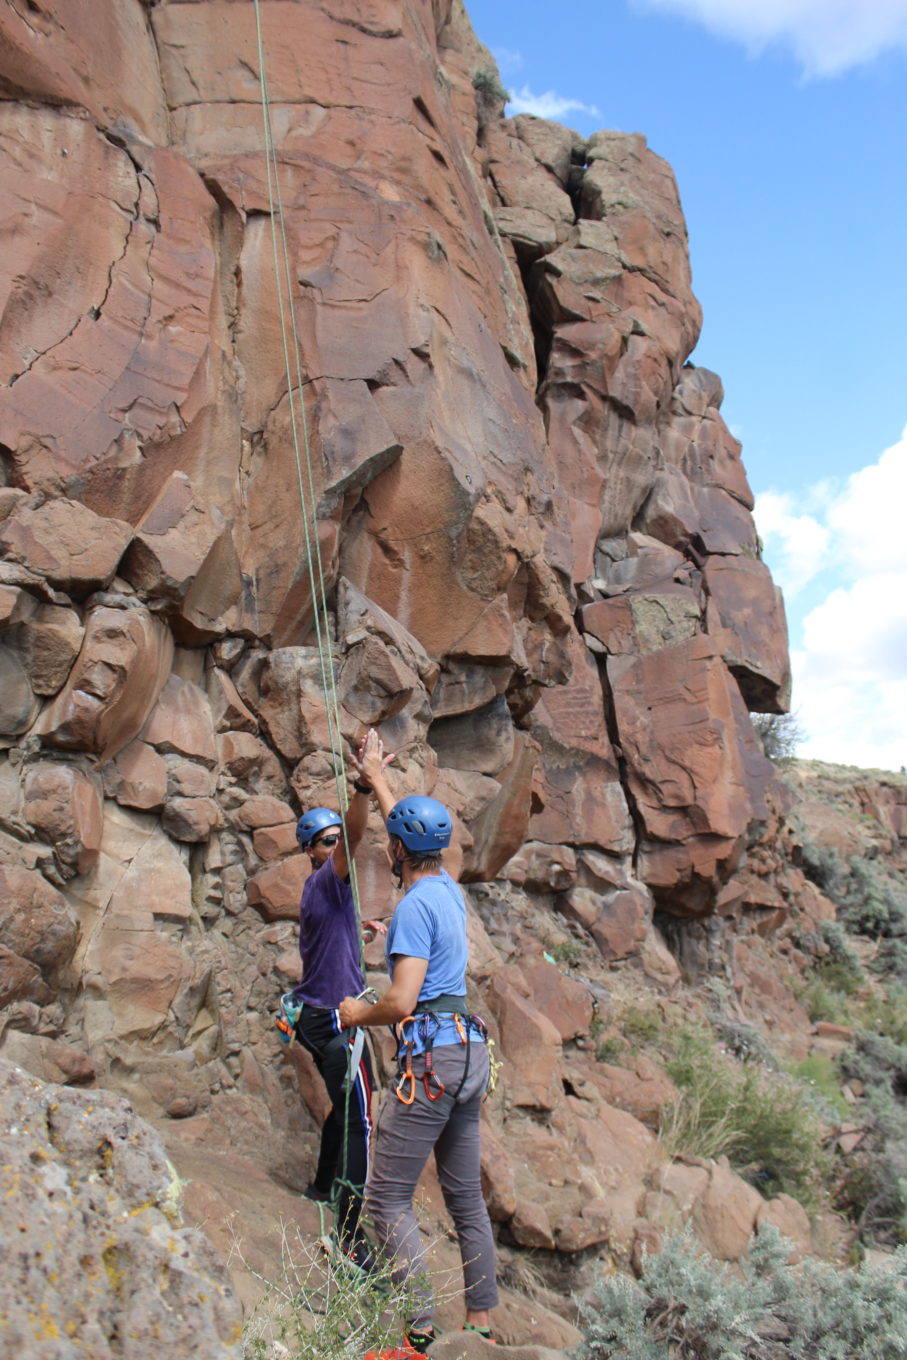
314, 834, 340, 849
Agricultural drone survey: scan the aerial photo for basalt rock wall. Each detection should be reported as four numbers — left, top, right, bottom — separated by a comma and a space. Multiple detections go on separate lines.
0, 0, 792, 1317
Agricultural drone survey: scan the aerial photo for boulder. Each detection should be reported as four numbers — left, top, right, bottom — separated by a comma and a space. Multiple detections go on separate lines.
704, 554, 791, 713
0, 1060, 240, 1359
488, 974, 563, 1110
142, 673, 217, 768
248, 855, 308, 922
521, 957, 593, 1041
35, 605, 174, 762
0, 497, 132, 595
0, 864, 79, 978
24, 762, 103, 877
0, 642, 39, 735
103, 740, 169, 811
15, 602, 84, 695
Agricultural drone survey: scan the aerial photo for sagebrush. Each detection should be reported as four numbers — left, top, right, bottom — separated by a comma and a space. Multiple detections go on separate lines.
576, 1224, 907, 1359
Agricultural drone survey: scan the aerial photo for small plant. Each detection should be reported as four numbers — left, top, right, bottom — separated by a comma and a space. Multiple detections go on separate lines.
796, 827, 845, 896
575, 1224, 907, 1359
237, 1222, 437, 1360
837, 1031, 907, 1245
789, 1054, 850, 1121
660, 1030, 831, 1207
861, 985, 907, 1046
752, 710, 804, 761
472, 66, 510, 108
595, 1037, 624, 1065
795, 974, 855, 1026
545, 937, 585, 966
620, 1005, 662, 1046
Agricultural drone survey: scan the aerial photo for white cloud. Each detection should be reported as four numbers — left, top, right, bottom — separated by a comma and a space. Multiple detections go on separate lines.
753, 490, 830, 597
506, 85, 602, 122
759, 425, 907, 770
490, 47, 524, 76
634, 0, 907, 75
826, 431, 907, 573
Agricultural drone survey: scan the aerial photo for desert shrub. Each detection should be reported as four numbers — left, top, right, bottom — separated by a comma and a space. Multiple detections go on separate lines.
661, 1031, 830, 1207
752, 710, 804, 761
796, 974, 854, 1025
789, 1054, 850, 1121
862, 986, 907, 1047
838, 855, 907, 945
595, 1037, 624, 1065
546, 936, 585, 966
472, 67, 510, 125
575, 1224, 907, 1360
240, 1224, 430, 1360
620, 1005, 662, 1045
837, 1031, 907, 1246
796, 829, 845, 896
712, 1018, 778, 1067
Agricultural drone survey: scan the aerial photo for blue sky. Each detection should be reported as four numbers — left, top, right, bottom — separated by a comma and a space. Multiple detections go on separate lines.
464, 0, 907, 770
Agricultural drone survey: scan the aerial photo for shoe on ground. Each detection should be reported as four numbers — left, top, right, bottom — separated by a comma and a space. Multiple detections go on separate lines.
461, 1323, 496, 1343
303, 1182, 332, 1203
362, 1344, 424, 1360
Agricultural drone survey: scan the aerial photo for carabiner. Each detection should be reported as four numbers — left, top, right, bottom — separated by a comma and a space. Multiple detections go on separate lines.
395, 1070, 416, 1105
423, 1068, 446, 1101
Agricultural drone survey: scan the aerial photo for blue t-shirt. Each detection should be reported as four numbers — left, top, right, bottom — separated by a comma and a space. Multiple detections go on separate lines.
292, 857, 365, 1008
386, 870, 469, 1052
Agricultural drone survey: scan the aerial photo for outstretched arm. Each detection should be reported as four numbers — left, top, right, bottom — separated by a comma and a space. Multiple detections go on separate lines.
359, 729, 396, 823
332, 730, 396, 880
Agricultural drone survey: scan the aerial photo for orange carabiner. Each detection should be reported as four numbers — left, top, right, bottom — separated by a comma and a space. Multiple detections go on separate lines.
454, 1013, 467, 1044
395, 1019, 418, 1104
395, 1070, 416, 1105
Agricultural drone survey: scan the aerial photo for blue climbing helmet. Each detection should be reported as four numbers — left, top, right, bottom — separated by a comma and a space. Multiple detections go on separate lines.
386, 795, 452, 854
296, 807, 342, 848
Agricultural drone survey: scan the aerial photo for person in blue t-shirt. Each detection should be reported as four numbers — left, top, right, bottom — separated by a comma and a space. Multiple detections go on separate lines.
340, 732, 498, 1355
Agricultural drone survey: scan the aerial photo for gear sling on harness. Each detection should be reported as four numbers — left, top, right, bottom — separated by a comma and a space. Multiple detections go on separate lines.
393, 995, 488, 1106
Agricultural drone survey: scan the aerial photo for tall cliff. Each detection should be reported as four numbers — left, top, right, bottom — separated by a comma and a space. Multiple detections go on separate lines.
0, 0, 796, 1342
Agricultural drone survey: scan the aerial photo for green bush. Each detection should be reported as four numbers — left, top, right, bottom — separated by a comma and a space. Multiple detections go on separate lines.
796, 974, 854, 1025
752, 710, 804, 761
789, 1054, 850, 1121
661, 1031, 831, 1208
838, 1031, 907, 1246
795, 826, 845, 896
575, 1224, 907, 1360
862, 986, 907, 1046
838, 855, 907, 942
240, 1226, 426, 1360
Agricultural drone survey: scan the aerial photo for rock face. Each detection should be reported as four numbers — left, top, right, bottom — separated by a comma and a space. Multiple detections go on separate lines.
0, 0, 800, 1340
0, 1059, 240, 1360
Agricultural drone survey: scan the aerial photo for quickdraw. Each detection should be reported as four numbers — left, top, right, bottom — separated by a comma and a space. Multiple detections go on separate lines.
393, 1009, 497, 1105
394, 1016, 418, 1104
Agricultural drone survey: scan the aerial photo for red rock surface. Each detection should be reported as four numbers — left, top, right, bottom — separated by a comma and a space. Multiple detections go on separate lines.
0, 0, 828, 1344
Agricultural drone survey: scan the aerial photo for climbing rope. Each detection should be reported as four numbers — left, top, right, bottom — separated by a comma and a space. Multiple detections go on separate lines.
251, 0, 364, 938
252, 0, 373, 1250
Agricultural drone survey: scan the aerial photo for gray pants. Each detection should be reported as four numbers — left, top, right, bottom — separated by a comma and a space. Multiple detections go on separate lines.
365, 1041, 499, 1327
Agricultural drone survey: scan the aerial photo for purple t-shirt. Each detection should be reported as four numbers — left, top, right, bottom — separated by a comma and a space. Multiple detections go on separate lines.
291, 857, 365, 1008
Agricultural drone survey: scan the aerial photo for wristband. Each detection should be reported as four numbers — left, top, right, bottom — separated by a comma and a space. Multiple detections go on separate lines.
353, 779, 373, 795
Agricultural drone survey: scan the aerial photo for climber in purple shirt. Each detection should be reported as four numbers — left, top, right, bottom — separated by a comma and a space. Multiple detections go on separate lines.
288, 736, 390, 1269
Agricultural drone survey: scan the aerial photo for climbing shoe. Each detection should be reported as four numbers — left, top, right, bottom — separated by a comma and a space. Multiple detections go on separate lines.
461, 1323, 496, 1343
362, 1338, 431, 1360
403, 1327, 435, 1355
303, 1182, 332, 1203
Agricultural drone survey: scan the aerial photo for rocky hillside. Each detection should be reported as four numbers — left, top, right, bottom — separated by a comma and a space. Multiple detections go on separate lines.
0, 0, 878, 1354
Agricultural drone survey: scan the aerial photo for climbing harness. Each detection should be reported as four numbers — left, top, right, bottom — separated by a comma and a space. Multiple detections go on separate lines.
392, 999, 494, 1106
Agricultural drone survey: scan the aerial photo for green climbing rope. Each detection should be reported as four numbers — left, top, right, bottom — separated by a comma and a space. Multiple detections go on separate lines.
252, 0, 373, 1246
